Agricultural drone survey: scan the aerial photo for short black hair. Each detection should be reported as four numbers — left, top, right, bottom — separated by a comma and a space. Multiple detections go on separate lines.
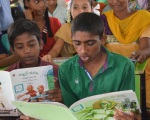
8, 18, 41, 49
71, 12, 104, 39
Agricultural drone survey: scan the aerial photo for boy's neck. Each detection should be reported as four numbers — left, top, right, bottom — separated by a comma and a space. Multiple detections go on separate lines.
19, 58, 40, 69
83, 50, 107, 78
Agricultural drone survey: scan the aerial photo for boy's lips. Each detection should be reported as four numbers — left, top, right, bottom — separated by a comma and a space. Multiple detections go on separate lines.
80, 56, 90, 62
24, 56, 34, 61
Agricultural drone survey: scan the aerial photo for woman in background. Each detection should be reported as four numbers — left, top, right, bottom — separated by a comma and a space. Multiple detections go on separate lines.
101, 0, 150, 109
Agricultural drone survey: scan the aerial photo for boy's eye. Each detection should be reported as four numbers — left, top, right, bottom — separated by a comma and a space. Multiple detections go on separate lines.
29, 42, 36, 47
73, 6, 78, 10
87, 41, 96, 46
82, 6, 87, 10
43, 0, 46, 3
73, 41, 80, 46
16, 45, 23, 49
34, 0, 40, 4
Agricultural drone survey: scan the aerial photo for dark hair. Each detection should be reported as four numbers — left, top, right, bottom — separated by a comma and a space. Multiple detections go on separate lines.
8, 18, 41, 49
23, 0, 53, 45
69, 0, 92, 22
23, 0, 29, 9
42, 8, 53, 44
71, 12, 104, 39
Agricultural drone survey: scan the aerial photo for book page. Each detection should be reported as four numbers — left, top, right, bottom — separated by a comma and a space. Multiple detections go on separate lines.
0, 71, 19, 116
12, 101, 77, 120
53, 57, 71, 66
10, 66, 54, 102
69, 90, 140, 120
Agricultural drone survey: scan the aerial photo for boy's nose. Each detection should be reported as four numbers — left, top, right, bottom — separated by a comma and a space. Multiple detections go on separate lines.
24, 47, 31, 53
80, 44, 87, 54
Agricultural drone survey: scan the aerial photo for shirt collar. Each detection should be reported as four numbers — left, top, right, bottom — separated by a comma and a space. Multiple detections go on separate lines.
74, 46, 115, 71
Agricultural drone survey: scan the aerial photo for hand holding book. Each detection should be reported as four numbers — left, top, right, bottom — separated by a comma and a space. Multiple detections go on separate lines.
43, 88, 62, 102
114, 110, 141, 120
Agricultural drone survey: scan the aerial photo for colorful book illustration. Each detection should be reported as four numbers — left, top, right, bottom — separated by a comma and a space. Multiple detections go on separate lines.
12, 90, 140, 120
0, 65, 54, 116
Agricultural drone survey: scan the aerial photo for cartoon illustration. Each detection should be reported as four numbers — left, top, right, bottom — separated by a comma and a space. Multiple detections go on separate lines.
0, 82, 5, 108
0, 82, 12, 109
17, 85, 37, 101
30, 85, 49, 102
75, 98, 139, 120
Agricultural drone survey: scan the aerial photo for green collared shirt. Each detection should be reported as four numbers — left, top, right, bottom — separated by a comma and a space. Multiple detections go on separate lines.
59, 47, 135, 107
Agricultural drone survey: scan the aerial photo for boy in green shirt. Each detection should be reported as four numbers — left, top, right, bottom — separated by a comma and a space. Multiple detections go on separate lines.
59, 12, 135, 107
58, 12, 140, 120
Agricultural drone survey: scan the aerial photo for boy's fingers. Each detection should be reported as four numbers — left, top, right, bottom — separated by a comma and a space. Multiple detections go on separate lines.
44, 89, 61, 94
20, 115, 30, 120
130, 112, 141, 120
45, 92, 62, 99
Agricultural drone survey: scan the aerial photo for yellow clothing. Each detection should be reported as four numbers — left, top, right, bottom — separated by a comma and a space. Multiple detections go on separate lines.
104, 10, 150, 108
54, 23, 76, 57
104, 10, 150, 44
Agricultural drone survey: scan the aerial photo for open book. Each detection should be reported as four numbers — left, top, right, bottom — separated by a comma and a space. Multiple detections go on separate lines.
12, 90, 140, 120
53, 57, 71, 66
0, 65, 54, 116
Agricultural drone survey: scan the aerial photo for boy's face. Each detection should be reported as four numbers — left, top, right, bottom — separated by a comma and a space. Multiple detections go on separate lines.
13, 33, 42, 68
72, 31, 101, 63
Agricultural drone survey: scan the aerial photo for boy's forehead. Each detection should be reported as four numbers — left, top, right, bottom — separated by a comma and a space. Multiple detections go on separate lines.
72, 31, 99, 38
14, 33, 38, 43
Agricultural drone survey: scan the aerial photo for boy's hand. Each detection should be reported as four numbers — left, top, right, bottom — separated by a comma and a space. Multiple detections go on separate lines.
44, 88, 62, 102
42, 55, 53, 63
20, 115, 36, 120
114, 110, 141, 120
130, 50, 147, 63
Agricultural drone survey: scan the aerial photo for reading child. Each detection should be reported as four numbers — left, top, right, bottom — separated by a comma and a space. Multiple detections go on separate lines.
6, 18, 61, 102
59, 12, 137, 119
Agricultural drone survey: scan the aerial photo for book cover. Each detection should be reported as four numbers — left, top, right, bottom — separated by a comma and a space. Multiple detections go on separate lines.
0, 65, 54, 116
12, 90, 140, 120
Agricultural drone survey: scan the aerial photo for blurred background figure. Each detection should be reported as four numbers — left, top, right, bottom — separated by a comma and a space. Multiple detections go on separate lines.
137, 0, 148, 10
0, 0, 14, 34
57, 0, 66, 7
47, 0, 67, 24
10, 0, 24, 21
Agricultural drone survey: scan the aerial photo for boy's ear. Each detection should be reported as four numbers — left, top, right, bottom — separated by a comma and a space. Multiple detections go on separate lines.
39, 39, 43, 50
101, 34, 107, 45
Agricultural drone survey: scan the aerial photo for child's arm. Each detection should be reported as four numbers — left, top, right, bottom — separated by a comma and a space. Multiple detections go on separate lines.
0, 54, 19, 68
0, 54, 10, 60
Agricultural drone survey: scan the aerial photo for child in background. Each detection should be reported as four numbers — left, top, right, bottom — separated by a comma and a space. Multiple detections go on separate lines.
42, 0, 93, 62
47, 0, 67, 24
23, 0, 61, 57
